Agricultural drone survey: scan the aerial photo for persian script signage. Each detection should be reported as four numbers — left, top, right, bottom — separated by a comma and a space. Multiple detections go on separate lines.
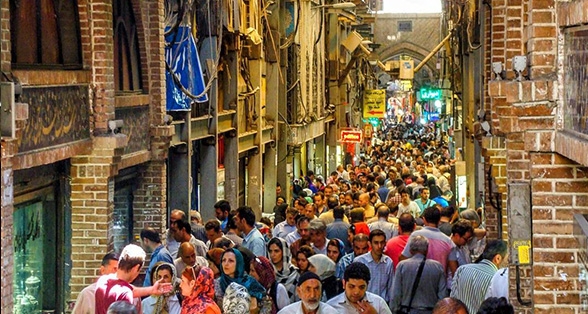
340, 129, 363, 143
363, 89, 386, 119
18, 85, 91, 153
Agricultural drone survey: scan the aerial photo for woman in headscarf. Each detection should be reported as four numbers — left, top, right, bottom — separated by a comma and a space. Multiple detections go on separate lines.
215, 248, 266, 312
326, 239, 346, 264
250, 256, 289, 313
142, 262, 182, 314
206, 248, 225, 279
267, 238, 298, 302
296, 245, 315, 275
179, 265, 221, 314
307, 254, 342, 301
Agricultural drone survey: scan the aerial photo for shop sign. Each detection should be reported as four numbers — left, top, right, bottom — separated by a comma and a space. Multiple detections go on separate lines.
363, 89, 386, 118
340, 129, 363, 143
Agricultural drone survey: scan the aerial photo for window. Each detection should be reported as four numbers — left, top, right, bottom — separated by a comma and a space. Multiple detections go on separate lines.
10, 0, 82, 67
398, 21, 413, 32
113, 0, 143, 92
113, 170, 138, 253
563, 25, 588, 136
13, 186, 62, 313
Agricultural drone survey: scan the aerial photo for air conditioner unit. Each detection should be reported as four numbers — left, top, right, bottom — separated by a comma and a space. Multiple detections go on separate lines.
1, 82, 16, 138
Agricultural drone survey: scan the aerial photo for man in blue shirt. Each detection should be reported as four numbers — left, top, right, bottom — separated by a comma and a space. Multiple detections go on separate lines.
235, 205, 267, 257
353, 229, 394, 304
140, 228, 174, 286
214, 200, 231, 233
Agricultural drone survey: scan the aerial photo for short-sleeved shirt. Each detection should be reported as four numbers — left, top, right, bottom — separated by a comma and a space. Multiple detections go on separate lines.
95, 274, 138, 314
384, 234, 410, 271
243, 227, 268, 257
401, 226, 454, 272
327, 291, 392, 314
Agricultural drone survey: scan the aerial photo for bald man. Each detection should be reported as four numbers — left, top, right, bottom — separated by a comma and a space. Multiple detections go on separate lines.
174, 242, 208, 275
358, 193, 375, 221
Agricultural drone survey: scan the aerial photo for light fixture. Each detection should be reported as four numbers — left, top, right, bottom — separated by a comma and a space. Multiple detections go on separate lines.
512, 55, 527, 82
312, 2, 356, 9
492, 62, 503, 81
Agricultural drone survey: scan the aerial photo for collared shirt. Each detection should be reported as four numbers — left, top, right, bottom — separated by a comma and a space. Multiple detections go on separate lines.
401, 226, 454, 272
243, 227, 267, 257
368, 219, 398, 241
225, 231, 243, 246
312, 237, 329, 255
285, 230, 302, 246
174, 256, 209, 275
384, 234, 410, 272
189, 235, 209, 257
274, 221, 297, 239
353, 252, 394, 303
319, 211, 350, 225
447, 245, 472, 289
72, 282, 97, 314
415, 198, 437, 214
277, 301, 336, 314
142, 295, 181, 314
391, 254, 447, 313
451, 259, 498, 314
220, 217, 229, 234
485, 267, 509, 301
144, 245, 174, 286
327, 291, 392, 314
398, 201, 420, 218
336, 252, 355, 279
326, 219, 351, 253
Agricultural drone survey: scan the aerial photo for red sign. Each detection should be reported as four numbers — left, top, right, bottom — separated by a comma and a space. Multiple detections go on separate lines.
340, 129, 363, 143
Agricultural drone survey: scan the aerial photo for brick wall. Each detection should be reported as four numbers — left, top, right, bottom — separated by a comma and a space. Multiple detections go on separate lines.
1, 141, 15, 314
487, 0, 588, 312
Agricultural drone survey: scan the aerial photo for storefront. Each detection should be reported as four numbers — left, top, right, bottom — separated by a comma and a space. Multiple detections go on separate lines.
13, 162, 71, 314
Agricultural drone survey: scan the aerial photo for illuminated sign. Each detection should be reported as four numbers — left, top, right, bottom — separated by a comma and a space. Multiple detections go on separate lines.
340, 129, 363, 143
420, 87, 442, 100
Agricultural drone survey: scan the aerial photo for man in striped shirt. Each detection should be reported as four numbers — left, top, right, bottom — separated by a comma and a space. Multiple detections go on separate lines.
450, 240, 508, 314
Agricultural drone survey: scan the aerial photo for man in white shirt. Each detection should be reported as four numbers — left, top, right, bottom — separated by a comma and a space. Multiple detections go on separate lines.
278, 272, 336, 314
397, 188, 420, 218
274, 208, 298, 239
328, 262, 392, 314
72, 253, 119, 314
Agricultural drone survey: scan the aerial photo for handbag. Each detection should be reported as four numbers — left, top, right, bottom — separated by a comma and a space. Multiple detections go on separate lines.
396, 256, 427, 314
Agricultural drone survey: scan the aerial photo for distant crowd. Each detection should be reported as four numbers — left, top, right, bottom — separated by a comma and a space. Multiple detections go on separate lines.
73, 121, 514, 314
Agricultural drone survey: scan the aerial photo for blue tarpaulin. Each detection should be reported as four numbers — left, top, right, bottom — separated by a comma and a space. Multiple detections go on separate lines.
165, 26, 208, 111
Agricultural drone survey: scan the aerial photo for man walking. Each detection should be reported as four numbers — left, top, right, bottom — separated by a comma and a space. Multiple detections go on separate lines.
451, 240, 508, 314
278, 272, 336, 314
391, 235, 447, 314
235, 205, 267, 257
140, 228, 174, 286
328, 262, 392, 314
73, 253, 119, 314
353, 229, 394, 304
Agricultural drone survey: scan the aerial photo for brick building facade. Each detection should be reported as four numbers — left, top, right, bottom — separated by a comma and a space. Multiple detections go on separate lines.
1, 0, 171, 312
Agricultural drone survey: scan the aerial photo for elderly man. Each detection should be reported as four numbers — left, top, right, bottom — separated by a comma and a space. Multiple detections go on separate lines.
309, 219, 329, 255
277, 272, 336, 314
391, 235, 447, 314
327, 262, 392, 314
174, 242, 208, 275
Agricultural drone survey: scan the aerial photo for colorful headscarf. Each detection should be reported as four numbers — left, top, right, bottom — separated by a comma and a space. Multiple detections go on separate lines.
307, 254, 336, 281
151, 262, 181, 314
223, 282, 251, 314
251, 256, 278, 314
181, 266, 221, 314
219, 248, 266, 302
268, 237, 299, 301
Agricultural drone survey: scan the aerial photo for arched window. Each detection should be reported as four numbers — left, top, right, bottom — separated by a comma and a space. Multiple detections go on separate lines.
113, 0, 143, 92
10, 0, 82, 67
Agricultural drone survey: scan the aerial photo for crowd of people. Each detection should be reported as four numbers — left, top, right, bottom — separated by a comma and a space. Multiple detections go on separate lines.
72, 121, 514, 314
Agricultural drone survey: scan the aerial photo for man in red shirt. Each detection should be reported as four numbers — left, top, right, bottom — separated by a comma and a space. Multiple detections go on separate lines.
95, 244, 170, 314
384, 213, 416, 271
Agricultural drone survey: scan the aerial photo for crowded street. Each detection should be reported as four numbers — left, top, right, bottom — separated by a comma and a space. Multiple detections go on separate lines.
1, 0, 587, 313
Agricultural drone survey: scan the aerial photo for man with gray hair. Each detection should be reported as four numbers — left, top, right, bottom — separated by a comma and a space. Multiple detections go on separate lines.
309, 219, 329, 255
391, 235, 447, 313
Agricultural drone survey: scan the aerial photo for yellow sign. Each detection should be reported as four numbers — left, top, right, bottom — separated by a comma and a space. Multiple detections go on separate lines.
363, 89, 386, 118
512, 240, 532, 265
